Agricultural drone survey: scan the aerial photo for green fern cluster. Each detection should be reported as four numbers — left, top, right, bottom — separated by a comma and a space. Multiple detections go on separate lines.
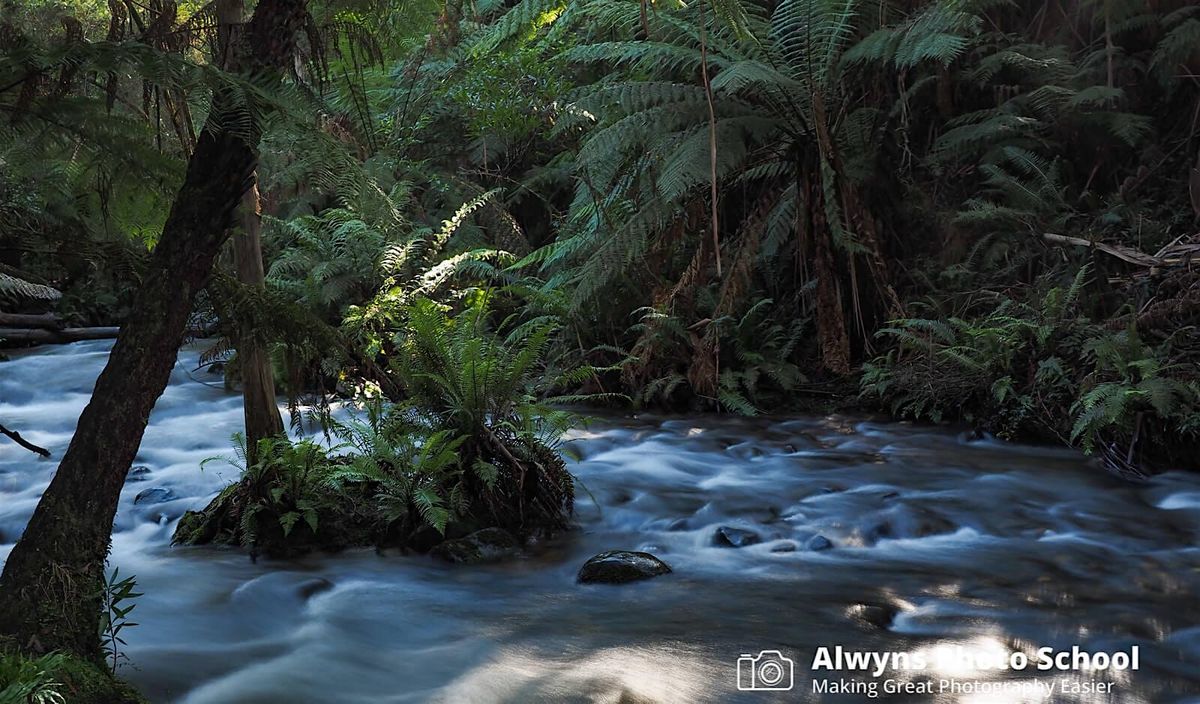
628, 297, 807, 414
174, 434, 350, 556
176, 294, 589, 555
1071, 328, 1200, 454
862, 268, 1199, 467
862, 267, 1088, 429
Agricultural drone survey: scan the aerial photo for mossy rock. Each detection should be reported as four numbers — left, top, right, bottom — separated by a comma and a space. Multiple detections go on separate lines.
172, 483, 240, 547
430, 527, 520, 564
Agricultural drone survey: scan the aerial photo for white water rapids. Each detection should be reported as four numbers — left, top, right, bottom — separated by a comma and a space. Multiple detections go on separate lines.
2, 340, 1200, 702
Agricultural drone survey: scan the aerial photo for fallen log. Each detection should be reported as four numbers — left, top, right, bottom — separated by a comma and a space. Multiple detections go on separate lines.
0, 270, 61, 301
1042, 232, 1163, 267
0, 327, 120, 344
0, 312, 62, 329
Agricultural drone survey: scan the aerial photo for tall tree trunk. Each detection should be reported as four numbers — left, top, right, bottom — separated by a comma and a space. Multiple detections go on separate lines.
697, 1, 721, 278
218, 0, 285, 459
233, 181, 285, 456
811, 90, 903, 334
0, 0, 305, 657
806, 168, 851, 375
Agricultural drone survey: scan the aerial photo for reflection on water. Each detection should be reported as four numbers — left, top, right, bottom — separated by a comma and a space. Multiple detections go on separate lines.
2, 340, 1200, 703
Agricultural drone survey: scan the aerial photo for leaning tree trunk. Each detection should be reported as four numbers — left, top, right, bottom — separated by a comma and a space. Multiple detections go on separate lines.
0, 0, 305, 657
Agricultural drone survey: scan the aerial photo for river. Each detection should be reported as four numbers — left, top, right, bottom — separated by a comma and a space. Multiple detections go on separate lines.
2, 340, 1200, 702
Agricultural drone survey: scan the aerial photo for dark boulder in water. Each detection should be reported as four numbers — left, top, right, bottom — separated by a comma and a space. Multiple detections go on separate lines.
770, 541, 798, 553
577, 550, 672, 584
134, 486, 176, 505
864, 506, 957, 544
126, 465, 152, 482
431, 528, 520, 564
713, 526, 761, 548
849, 603, 898, 629
807, 535, 834, 551
297, 577, 334, 600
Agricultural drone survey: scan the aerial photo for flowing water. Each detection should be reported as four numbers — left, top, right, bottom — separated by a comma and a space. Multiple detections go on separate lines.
2, 340, 1200, 703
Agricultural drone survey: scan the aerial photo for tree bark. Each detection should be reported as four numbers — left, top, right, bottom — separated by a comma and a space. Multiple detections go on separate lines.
233, 181, 286, 455
217, 0, 286, 457
0, 0, 305, 657
806, 168, 851, 375
697, 1, 721, 279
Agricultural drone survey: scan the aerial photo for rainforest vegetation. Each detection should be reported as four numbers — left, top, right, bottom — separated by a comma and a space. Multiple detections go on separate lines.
2, 0, 1200, 698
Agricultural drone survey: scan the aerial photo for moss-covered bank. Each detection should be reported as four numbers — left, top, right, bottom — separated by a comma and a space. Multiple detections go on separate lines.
0, 643, 146, 704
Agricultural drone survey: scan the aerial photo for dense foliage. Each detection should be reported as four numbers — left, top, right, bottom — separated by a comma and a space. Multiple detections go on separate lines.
3, 0, 1199, 481
0, 651, 65, 704
174, 295, 585, 555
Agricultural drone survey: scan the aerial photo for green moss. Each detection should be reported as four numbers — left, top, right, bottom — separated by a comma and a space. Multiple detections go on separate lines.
51, 657, 147, 704
0, 647, 146, 704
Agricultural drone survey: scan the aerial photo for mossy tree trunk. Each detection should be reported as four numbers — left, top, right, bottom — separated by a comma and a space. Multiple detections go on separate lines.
0, 0, 306, 657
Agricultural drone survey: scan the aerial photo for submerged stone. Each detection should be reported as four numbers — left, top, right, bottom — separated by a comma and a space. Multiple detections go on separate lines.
133, 486, 176, 505
577, 550, 672, 584
126, 465, 152, 482
430, 527, 520, 564
297, 577, 334, 600
850, 603, 898, 629
864, 506, 957, 545
808, 535, 834, 551
770, 541, 798, 553
713, 526, 761, 548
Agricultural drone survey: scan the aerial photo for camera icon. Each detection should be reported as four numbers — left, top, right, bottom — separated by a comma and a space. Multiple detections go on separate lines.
736, 650, 794, 691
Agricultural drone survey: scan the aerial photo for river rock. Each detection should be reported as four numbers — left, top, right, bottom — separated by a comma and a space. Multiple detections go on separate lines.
430, 527, 520, 564
134, 486, 177, 505
807, 535, 834, 551
864, 522, 893, 543
713, 526, 761, 548
770, 541, 797, 553
297, 577, 334, 600
866, 507, 957, 544
667, 518, 690, 532
577, 551, 672, 584
850, 603, 898, 629
127, 465, 152, 482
